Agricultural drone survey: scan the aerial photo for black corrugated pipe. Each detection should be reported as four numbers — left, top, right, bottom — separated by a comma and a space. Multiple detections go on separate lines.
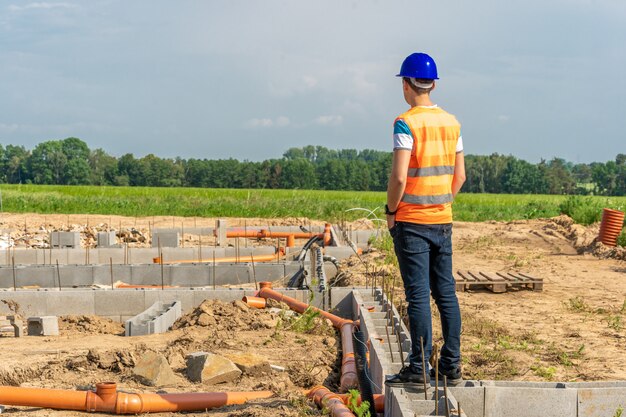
352, 330, 377, 417
296, 235, 323, 262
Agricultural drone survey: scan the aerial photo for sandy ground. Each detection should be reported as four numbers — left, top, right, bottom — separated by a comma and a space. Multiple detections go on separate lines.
0, 213, 625, 416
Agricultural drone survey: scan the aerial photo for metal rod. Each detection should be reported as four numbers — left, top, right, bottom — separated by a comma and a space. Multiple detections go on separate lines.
435, 347, 439, 415
394, 324, 405, 368
110, 257, 114, 290
212, 252, 216, 290
444, 376, 450, 417
56, 260, 61, 291
159, 237, 164, 290
12, 256, 16, 291
251, 253, 258, 290
420, 336, 428, 399
457, 401, 462, 417
385, 322, 395, 363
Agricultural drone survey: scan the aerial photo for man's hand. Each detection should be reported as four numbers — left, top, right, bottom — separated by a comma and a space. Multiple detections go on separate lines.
387, 214, 395, 230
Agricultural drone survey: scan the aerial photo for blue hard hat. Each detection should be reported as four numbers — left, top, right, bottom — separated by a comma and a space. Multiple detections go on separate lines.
396, 53, 439, 79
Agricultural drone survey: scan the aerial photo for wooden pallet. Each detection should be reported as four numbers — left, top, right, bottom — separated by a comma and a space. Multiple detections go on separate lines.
454, 270, 543, 293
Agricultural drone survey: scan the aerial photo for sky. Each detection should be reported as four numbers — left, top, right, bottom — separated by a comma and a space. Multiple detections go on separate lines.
0, 1, 625, 163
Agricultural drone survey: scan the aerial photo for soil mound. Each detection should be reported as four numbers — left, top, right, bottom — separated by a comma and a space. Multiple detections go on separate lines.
59, 315, 125, 335
172, 299, 278, 331
545, 215, 626, 260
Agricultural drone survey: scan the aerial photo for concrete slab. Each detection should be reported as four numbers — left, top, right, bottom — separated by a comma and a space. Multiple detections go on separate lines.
45, 290, 96, 316
169, 265, 211, 286
450, 386, 485, 417
484, 386, 577, 417
95, 290, 146, 316
15, 265, 56, 288
0, 290, 49, 316
578, 387, 626, 417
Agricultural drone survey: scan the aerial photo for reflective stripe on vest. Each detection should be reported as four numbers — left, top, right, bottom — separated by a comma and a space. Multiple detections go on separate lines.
407, 165, 455, 177
401, 193, 453, 205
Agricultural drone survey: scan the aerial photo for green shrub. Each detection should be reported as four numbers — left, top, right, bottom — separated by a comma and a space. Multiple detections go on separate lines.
617, 229, 626, 247
558, 196, 606, 225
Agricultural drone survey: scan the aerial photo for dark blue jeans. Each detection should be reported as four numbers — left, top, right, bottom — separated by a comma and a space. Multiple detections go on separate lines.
390, 221, 461, 374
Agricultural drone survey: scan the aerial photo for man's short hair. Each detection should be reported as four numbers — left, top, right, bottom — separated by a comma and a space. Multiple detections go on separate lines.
403, 77, 434, 94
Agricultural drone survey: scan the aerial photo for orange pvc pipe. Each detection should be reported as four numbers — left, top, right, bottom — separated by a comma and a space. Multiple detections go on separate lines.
337, 393, 385, 413
0, 382, 273, 414
226, 230, 322, 240
115, 283, 176, 289
256, 287, 352, 330
323, 223, 332, 247
154, 250, 284, 265
339, 322, 358, 392
242, 296, 267, 309
308, 386, 355, 417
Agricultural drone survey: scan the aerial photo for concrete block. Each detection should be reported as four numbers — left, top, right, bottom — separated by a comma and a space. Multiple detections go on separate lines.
50, 232, 80, 248
145, 289, 196, 314
324, 246, 361, 260
97, 232, 118, 248
216, 220, 227, 247
45, 290, 96, 316
27, 316, 59, 336
127, 248, 160, 264
125, 300, 182, 336
0, 290, 49, 316
95, 289, 146, 316
96, 248, 126, 264
15, 265, 57, 288
57, 265, 94, 287
169, 264, 210, 287
130, 264, 170, 286
12, 250, 39, 265
152, 232, 179, 248
160, 248, 196, 263
249, 264, 286, 282
578, 387, 626, 417
7, 315, 24, 337
67, 249, 88, 265
484, 386, 577, 417
92, 264, 132, 286
47, 249, 68, 265
213, 264, 252, 286
450, 386, 485, 417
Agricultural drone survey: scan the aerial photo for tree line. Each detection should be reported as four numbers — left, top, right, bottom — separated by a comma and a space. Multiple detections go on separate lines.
0, 137, 625, 195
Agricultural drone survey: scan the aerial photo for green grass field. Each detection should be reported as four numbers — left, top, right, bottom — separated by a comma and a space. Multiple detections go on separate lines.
0, 184, 625, 225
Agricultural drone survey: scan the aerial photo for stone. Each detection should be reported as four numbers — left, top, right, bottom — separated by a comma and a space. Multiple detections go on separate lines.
186, 351, 241, 384
226, 352, 271, 376
133, 352, 178, 387
196, 313, 216, 327
233, 300, 249, 312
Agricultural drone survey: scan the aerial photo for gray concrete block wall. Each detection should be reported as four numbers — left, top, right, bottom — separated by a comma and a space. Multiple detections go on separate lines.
484, 387, 577, 417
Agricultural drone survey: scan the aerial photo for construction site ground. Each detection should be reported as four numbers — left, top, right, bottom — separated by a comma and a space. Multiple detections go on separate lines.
1, 213, 625, 416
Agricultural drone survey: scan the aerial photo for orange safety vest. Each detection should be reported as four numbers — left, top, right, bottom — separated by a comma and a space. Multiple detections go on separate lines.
395, 106, 461, 225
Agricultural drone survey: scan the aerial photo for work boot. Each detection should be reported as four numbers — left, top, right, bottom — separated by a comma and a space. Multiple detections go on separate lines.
385, 366, 430, 386
430, 366, 462, 385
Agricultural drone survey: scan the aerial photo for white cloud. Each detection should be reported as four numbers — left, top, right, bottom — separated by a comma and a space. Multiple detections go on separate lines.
8, 2, 75, 11
498, 115, 510, 123
314, 115, 343, 126
244, 116, 290, 129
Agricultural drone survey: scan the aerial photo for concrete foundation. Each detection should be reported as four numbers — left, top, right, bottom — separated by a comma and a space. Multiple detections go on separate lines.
0, 281, 623, 416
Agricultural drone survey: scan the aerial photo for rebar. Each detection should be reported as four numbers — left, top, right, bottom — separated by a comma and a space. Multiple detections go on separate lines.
420, 336, 428, 399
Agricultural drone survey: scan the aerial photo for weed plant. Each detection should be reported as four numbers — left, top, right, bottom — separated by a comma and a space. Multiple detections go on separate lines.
346, 390, 371, 417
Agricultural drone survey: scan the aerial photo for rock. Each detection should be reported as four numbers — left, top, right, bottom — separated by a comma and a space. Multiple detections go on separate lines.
196, 313, 216, 327
226, 352, 271, 376
233, 300, 249, 312
133, 352, 178, 387
186, 352, 241, 384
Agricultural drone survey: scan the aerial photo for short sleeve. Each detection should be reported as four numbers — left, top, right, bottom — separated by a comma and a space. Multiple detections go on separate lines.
393, 119, 413, 150
456, 135, 464, 153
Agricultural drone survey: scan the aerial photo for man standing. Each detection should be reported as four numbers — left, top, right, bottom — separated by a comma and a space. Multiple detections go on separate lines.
384, 52, 466, 386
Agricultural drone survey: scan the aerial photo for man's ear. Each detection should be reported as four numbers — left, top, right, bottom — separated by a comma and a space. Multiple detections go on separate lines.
431, 81, 436, 91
